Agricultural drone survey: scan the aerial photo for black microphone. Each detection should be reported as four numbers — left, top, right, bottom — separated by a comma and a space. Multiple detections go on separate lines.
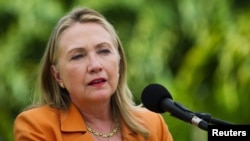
141, 83, 208, 131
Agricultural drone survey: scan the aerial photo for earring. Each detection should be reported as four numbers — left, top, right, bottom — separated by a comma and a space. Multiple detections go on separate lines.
60, 83, 65, 88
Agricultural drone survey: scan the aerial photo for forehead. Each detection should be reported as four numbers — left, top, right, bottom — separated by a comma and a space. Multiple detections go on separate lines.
60, 22, 111, 41
58, 22, 114, 47
55, 22, 118, 57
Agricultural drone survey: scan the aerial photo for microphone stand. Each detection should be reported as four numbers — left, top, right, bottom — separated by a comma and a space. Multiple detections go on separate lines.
194, 112, 234, 125
174, 102, 234, 128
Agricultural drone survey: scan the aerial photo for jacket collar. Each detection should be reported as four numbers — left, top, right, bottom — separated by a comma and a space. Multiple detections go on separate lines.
59, 102, 138, 140
60, 102, 87, 132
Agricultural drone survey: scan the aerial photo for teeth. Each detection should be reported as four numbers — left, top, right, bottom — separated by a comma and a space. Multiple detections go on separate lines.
91, 79, 104, 84
93, 80, 102, 83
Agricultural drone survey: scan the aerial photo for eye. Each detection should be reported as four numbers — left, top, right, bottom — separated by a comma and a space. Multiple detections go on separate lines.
98, 48, 111, 55
71, 54, 84, 60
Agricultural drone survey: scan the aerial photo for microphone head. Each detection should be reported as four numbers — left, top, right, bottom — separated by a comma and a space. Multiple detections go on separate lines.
141, 83, 172, 113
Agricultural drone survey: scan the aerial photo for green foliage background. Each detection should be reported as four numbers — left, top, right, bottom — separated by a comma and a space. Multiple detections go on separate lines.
1, 0, 250, 141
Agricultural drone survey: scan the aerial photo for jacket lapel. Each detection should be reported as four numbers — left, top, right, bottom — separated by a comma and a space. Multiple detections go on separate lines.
60, 103, 94, 141
60, 103, 86, 132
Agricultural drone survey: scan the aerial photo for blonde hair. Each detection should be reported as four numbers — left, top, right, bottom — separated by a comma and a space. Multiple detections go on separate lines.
34, 7, 149, 138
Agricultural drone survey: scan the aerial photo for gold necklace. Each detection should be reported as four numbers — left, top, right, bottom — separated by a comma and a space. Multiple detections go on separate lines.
86, 124, 119, 138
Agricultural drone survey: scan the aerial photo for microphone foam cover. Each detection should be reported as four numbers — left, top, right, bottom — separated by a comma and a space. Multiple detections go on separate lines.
141, 83, 172, 113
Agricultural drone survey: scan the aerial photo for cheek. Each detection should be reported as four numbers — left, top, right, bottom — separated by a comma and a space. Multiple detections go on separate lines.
115, 54, 121, 73
60, 66, 85, 86
112, 61, 120, 83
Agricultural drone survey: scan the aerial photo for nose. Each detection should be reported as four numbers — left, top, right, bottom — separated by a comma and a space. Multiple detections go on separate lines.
87, 54, 102, 73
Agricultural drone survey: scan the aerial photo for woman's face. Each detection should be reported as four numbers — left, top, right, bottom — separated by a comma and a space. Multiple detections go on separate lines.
51, 22, 120, 105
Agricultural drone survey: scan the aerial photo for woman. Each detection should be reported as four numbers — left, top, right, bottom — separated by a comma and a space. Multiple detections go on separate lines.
13, 7, 173, 141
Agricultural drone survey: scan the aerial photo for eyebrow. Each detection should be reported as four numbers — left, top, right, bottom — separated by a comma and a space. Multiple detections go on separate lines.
66, 47, 85, 58
68, 47, 85, 53
96, 42, 113, 48
66, 42, 114, 56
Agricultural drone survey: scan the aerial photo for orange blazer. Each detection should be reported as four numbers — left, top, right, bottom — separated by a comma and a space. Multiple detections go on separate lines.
13, 103, 173, 141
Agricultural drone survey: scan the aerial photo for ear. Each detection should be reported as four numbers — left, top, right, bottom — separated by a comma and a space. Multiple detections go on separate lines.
51, 65, 65, 88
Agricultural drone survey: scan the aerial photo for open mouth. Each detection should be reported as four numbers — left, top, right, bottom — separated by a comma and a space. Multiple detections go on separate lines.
88, 78, 106, 85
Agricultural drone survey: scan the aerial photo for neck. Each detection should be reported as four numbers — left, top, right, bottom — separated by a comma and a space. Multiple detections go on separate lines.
77, 101, 122, 141
76, 97, 112, 118
75, 99, 119, 136
83, 112, 118, 139
80, 101, 116, 130
81, 102, 113, 120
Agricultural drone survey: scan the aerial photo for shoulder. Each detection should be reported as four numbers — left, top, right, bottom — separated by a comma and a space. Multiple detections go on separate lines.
14, 105, 61, 132
132, 107, 173, 140
133, 107, 164, 122
15, 105, 60, 122
13, 105, 62, 140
